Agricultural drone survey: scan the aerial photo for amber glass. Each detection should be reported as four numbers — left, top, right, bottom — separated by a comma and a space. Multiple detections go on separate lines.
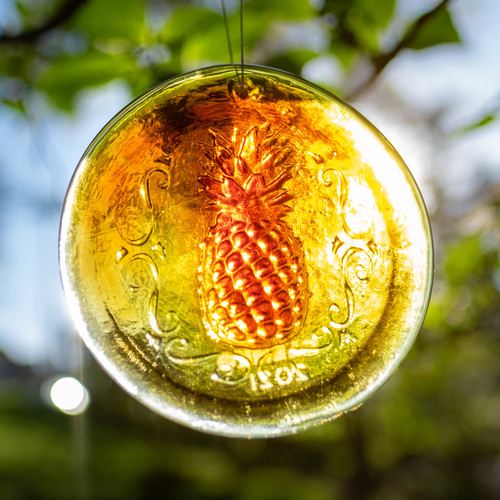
60, 65, 433, 437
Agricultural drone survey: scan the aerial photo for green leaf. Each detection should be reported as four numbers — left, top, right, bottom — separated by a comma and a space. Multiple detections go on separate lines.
168, 6, 270, 67
342, 0, 396, 53
330, 39, 359, 68
37, 51, 136, 110
345, 11, 379, 53
72, 0, 147, 45
409, 8, 461, 50
181, 25, 229, 65
354, 0, 396, 29
162, 8, 221, 46
15, 0, 30, 20
455, 113, 499, 135
1, 98, 26, 113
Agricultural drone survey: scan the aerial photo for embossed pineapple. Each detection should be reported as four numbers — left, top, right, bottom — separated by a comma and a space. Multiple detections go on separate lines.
198, 127, 309, 349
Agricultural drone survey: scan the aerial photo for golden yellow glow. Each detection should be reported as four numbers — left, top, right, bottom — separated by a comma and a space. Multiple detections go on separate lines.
60, 64, 432, 421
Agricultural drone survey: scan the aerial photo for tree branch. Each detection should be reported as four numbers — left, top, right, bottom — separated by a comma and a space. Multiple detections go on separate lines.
348, 0, 452, 99
0, 0, 88, 45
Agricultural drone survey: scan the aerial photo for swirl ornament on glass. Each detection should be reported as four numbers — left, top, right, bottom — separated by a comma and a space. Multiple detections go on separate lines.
60, 65, 433, 437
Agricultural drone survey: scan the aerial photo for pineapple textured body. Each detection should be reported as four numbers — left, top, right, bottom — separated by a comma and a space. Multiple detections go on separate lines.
198, 127, 309, 349
200, 214, 308, 349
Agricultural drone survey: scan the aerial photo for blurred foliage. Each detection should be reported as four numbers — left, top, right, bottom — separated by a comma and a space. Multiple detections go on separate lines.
407, 8, 460, 50
454, 105, 500, 135
1, 0, 500, 499
0, 0, 466, 109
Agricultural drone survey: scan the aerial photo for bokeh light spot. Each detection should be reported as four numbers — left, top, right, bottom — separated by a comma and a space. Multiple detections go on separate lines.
50, 377, 90, 415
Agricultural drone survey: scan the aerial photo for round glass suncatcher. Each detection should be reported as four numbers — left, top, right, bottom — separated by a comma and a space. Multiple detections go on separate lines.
60, 65, 433, 437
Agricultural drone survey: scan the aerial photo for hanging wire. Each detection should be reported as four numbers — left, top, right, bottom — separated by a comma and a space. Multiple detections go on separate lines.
221, 0, 235, 65
239, 0, 244, 84
221, 0, 247, 97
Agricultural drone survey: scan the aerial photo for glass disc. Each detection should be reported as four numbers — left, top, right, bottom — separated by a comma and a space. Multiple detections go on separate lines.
60, 65, 433, 437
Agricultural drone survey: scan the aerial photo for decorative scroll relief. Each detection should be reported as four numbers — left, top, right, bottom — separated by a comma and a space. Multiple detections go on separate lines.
314, 165, 381, 346
114, 165, 170, 246
328, 238, 378, 328
63, 64, 432, 433
109, 151, 385, 399
111, 162, 172, 341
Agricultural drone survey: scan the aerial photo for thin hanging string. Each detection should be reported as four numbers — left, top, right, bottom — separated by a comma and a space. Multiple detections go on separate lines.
221, 0, 247, 97
221, 0, 235, 66
239, 0, 245, 85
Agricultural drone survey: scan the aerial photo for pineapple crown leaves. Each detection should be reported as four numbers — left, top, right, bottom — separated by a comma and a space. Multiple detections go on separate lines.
198, 127, 294, 218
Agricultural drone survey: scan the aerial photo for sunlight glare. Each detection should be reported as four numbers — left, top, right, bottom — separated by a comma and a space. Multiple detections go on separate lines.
50, 377, 90, 415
